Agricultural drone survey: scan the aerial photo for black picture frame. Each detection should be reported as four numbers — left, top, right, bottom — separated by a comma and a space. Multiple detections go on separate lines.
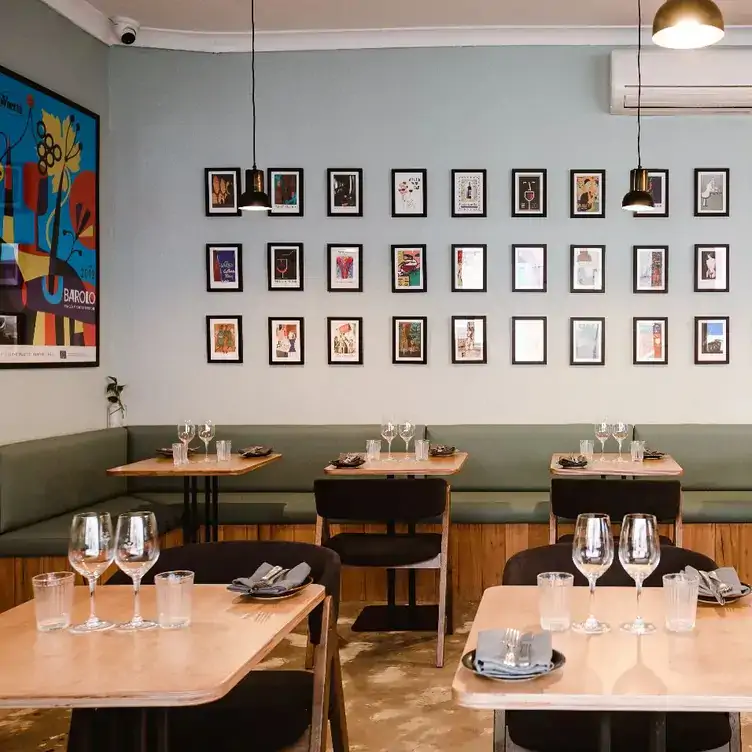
511, 245, 547, 292
206, 315, 243, 364
268, 317, 305, 365
632, 245, 669, 294
327, 244, 363, 292
694, 168, 730, 217
694, 244, 730, 293
451, 245, 487, 292
511, 316, 547, 365
570, 169, 606, 219
694, 316, 729, 365
267, 243, 304, 291
267, 168, 304, 217
570, 245, 606, 293
451, 315, 487, 364
451, 169, 487, 218
204, 167, 242, 217
327, 168, 363, 217
633, 317, 668, 365
392, 316, 428, 365
391, 245, 427, 293
206, 243, 243, 292
634, 169, 669, 218
511, 169, 547, 218
327, 317, 364, 365
570, 317, 605, 366
391, 169, 427, 218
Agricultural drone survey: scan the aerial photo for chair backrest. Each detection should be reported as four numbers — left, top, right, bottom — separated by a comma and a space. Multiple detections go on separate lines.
502, 543, 717, 587
550, 478, 681, 523
313, 478, 447, 523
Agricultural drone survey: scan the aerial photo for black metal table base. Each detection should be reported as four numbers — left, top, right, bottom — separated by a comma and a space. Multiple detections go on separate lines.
182, 476, 220, 543
352, 603, 440, 632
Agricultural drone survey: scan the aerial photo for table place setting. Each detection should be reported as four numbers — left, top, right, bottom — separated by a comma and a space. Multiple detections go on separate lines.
330, 453, 367, 469
227, 562, 313, 600
238, 445, 274, 458
557, 454, 589, 469
429, 443, 456, 457
685, 565, 750, 605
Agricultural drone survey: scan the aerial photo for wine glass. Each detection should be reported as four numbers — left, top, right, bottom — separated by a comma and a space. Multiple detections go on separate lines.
594, 422, 610, 461
381, 418, 397, 461
68, 512, 115, 633
276, 258, 289, 279
612, 423, 630, 462
177, 420, 195, 463
398, 421, 416, 460
571, 513, 614, 634
114, 511, 160, 631
198, 420, 215, 461
619, 514, 661, 635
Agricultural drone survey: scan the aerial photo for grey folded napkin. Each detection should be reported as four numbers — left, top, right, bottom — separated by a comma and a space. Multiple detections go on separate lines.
475, 629, 553, 677
228, 562, 311, 596
685, 565, 744, 597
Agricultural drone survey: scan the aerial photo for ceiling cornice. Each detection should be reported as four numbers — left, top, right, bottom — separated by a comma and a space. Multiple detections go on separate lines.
39, 0, 752, 51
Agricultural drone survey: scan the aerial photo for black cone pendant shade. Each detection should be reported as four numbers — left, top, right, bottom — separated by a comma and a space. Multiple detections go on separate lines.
653, 0, 725, 49
622, 168, 654, 212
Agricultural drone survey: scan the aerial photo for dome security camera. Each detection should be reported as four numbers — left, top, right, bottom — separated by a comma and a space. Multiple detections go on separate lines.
112, 16, 140, 45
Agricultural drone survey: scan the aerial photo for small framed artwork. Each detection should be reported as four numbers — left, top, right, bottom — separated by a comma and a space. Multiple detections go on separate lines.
512, 169, 547, 217
695, 316, 729, 364
327, 244, 363, 292
205, 244, 243, 292
633, 317, 668, 365
267, 243, 304, 291
570, 170, 606, 219
511, 316, 547, 365
452, 245, 487, 292
694, 244, 729, 292
570, 317, 605, 366
391, 169, 427, 218
512, 245, 547, 292
267, 168, 304, 217
268, 317, 304, 365
695, 168, 729, 217
327, 168, 363, 217
391, 245, 427, 292
451, 169, 486, 218
635, 169, 669, 218
393, 316, 427, 364
633, 246, 668, 294
327, 317, 363, 365
0, 313, 23, 346
570, 245, 605, 293
451, 315, 487, 364
204, 167, 241, 217
206, 315, 243, 364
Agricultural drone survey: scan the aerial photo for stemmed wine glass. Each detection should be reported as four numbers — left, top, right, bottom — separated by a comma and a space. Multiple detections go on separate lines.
198, 420, 215, 461
612, 423, 630, 463
381, 418, 397, 461
619, 514, 661, 635
594, 422, 610, 461
177, 420, 195, 463
398, 421, 415, 461
68, 512, 115, 633
571, 513, 614, 634
276, 258, 289, 280
114, 511, 160, 631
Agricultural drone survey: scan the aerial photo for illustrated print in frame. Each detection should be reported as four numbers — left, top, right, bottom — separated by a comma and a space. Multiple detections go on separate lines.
694, 244, 729, 293
0, 313, 23, 346
267, 168, 304, 217
512, 245, 547, 292
570, 245, 605, 293
267, 243, 304, 291
268, 317, 304, 365
391, 169, 427, 218
451, 315, 487, 364
695, 168, 729, 217
633, 246, 668, 294
452, 245, 487, 292
327, 244, 363, 292
451, 169, 487, 217
570, 169, 606, 218
635, 169, 669, 218
327, 168, 363, 217
328, 317, 363, 365
512, 169, 547, 217
392, 245, 427, 292
511, 316, 547, 365
205, 167, 241, 217
206, 244, 243, 292
694, 316, 729, 364
570, 317, 605, 366
392, 316, 427, 364
206, 315, 243, 364
633, 317, 668, 365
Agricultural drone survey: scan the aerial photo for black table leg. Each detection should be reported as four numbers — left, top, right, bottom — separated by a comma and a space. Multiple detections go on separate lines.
598, 712, 611, 752
649, 714, 666, 752
182, 477, 191, 543
212, 476, 219, 541
408, 522, 417, 607
136, 708, 148, 752
156, 708, 170, 752
386, 520, 396, 608
204, 477, 211, 543
190, 477, 199, 544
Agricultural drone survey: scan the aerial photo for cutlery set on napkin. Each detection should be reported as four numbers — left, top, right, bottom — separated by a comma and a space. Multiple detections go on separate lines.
684, 565, 748, 605
329, 453, 366, 468
558, 455, 588, 469
239, 445, 273, 458
227, 562, 311, 597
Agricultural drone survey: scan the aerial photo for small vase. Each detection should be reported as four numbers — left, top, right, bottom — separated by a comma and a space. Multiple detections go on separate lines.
107, 406, 127, 428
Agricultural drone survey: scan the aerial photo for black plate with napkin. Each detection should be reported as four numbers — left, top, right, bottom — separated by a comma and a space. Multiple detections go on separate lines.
239, 445, 273, 458
685, 565, 751, 605
643, 449, 666, 460
156, 446, 198, 458
557, 455, 588, 469
227, 562, 312, 599
330, 453, 366, 469
429, 444, 456, 457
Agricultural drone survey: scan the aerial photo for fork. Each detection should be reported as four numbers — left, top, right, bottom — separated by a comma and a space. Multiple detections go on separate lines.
503, 629, 521, 667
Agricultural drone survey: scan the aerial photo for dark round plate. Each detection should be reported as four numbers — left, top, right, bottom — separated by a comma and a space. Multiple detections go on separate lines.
240, 448, 273, 458
698, 582, 751, 605
461, 648, 566, 683
236, 576, 314, 601
330, 458, 366, 468
429, 447, 456, 457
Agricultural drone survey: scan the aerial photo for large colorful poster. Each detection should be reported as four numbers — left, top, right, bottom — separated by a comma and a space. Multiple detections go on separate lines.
0, 64, 99, 367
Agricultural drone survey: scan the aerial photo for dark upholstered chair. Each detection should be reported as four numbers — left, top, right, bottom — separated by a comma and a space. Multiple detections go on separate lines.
549, 478, 683, 546
499, 544, 736, 752
313, 478, 451, 667
68, 541, 346, 752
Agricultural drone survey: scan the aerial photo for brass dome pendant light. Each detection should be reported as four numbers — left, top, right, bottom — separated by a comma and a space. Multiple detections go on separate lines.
652, 0, 725, 49
238, 0, 271, 211
622, 0, 655, 213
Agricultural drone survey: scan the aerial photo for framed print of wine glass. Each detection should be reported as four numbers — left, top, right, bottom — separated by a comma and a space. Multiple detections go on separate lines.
267, 168, 304, 217
512, 245, 547, 292
570, 245, 605, 293
206, 315, 243, 364
511, 316, 547, 365
694, 316, 729, 364
391, 169, 427, 218
634, 169, 669, 218
267, 243, 304, 291
512, 169, 547, 217
570, 170, 606, 219
633, 246, 668, 294
451, 315, 487, 364
327, 168, 363, 217
204, 167, 241, 217
327, 317, 363, 365
205, 244, 242, 292
268, 317, 305, 365
633, 318, 668, 365
694, 245, 729, 292
327, 244, 363, 292
451, 245, 487, 292
391, 245, 426, 293
451, 169, 486, 217
694, 168, 729, 217
392, 316, 427, 365
570, 317, 605, 366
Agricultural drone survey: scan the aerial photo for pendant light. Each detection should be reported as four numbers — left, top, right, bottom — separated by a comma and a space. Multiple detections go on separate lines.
238, 0, 271, 211
622, 0, 655, 214
653, 0, 725, 49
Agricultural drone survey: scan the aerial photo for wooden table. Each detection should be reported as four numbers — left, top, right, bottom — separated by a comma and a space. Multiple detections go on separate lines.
108, 453, 281, 543
324, 451, 468, 476
550, 453, 683, 478
453, 585, 751, 751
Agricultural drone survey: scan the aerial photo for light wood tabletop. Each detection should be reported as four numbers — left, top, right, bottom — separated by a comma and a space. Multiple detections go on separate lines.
454, 585, 752, 712
550, 453, 683, 477
0, 583, 323, 708
107, 453, 282, 477
324, 451, 468, 476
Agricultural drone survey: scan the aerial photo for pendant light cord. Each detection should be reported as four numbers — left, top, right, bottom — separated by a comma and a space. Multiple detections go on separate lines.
251, 0, 257, 170
637, 0, 643, 169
